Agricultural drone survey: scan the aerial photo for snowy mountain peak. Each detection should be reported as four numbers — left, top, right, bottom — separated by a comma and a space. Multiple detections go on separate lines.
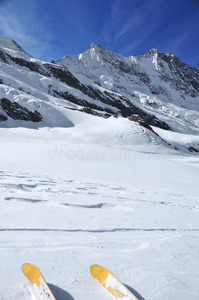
0, 35, 31, 59
148, 48, 159, 54
0, 35, 21, 51
87, 43, 104, 51
141, 48, 182, 67
85, 43, 127, 64
138, 48, 174, 62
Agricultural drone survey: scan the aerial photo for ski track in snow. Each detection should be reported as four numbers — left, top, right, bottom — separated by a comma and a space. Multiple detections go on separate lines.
1, 171, 199, 214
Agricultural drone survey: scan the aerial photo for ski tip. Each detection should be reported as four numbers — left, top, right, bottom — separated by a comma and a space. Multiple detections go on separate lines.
21, 263, 35, 277
90, 264, 103, 278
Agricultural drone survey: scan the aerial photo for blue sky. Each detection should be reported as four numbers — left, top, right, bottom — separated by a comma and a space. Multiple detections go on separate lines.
0, 0, 199, 68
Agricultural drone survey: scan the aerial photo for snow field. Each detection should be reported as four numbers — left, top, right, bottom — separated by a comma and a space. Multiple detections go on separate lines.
0, 113, 199, 300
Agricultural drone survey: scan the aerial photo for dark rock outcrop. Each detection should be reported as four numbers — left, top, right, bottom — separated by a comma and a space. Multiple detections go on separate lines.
0, 112, 7, 122
1, 98, 42, 122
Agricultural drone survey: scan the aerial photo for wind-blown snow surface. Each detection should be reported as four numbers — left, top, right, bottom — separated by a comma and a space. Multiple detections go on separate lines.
0, 110, 199, 300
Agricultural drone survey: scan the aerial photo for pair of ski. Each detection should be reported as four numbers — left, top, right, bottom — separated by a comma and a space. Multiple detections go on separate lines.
22, 263, 139, 300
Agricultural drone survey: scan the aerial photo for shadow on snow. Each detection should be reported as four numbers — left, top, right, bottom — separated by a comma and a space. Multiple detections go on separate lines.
48, 283, 75, 300
125, 284, 146, 300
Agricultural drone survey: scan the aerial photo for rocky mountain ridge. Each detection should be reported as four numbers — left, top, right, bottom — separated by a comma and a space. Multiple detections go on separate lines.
58, 43, 199, 102
0, 35, 199, 139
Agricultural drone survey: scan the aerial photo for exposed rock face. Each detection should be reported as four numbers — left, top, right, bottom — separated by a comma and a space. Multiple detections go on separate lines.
0, 112, 7, 122
1, 98, 42, 122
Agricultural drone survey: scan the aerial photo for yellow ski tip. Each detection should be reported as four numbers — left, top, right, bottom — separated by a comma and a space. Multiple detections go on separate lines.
90, 264, 109, 282
90, 264, 139, 300
90, 264, 101, 277
22, 263, 35, 277
21, 263, 42, 286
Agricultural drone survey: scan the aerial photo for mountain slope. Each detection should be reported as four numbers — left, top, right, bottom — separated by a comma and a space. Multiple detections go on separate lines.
57, 43, 199, 133
0, 35, 199, 152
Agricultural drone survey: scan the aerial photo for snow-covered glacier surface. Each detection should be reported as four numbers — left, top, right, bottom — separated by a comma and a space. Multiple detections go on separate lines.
0, 110, 199, 300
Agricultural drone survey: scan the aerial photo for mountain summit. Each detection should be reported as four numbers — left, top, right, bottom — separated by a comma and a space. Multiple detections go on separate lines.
0, 35, 32, 59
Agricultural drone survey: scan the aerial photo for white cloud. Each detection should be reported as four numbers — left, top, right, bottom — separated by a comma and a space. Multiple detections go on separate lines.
113, 13, 144, 45
99, 0, 155, 50
99, 0, 179, 55
109, 0, 144, 45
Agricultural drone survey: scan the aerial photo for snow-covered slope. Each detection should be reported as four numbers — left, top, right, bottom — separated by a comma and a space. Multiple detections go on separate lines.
0, 117, 199, 300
